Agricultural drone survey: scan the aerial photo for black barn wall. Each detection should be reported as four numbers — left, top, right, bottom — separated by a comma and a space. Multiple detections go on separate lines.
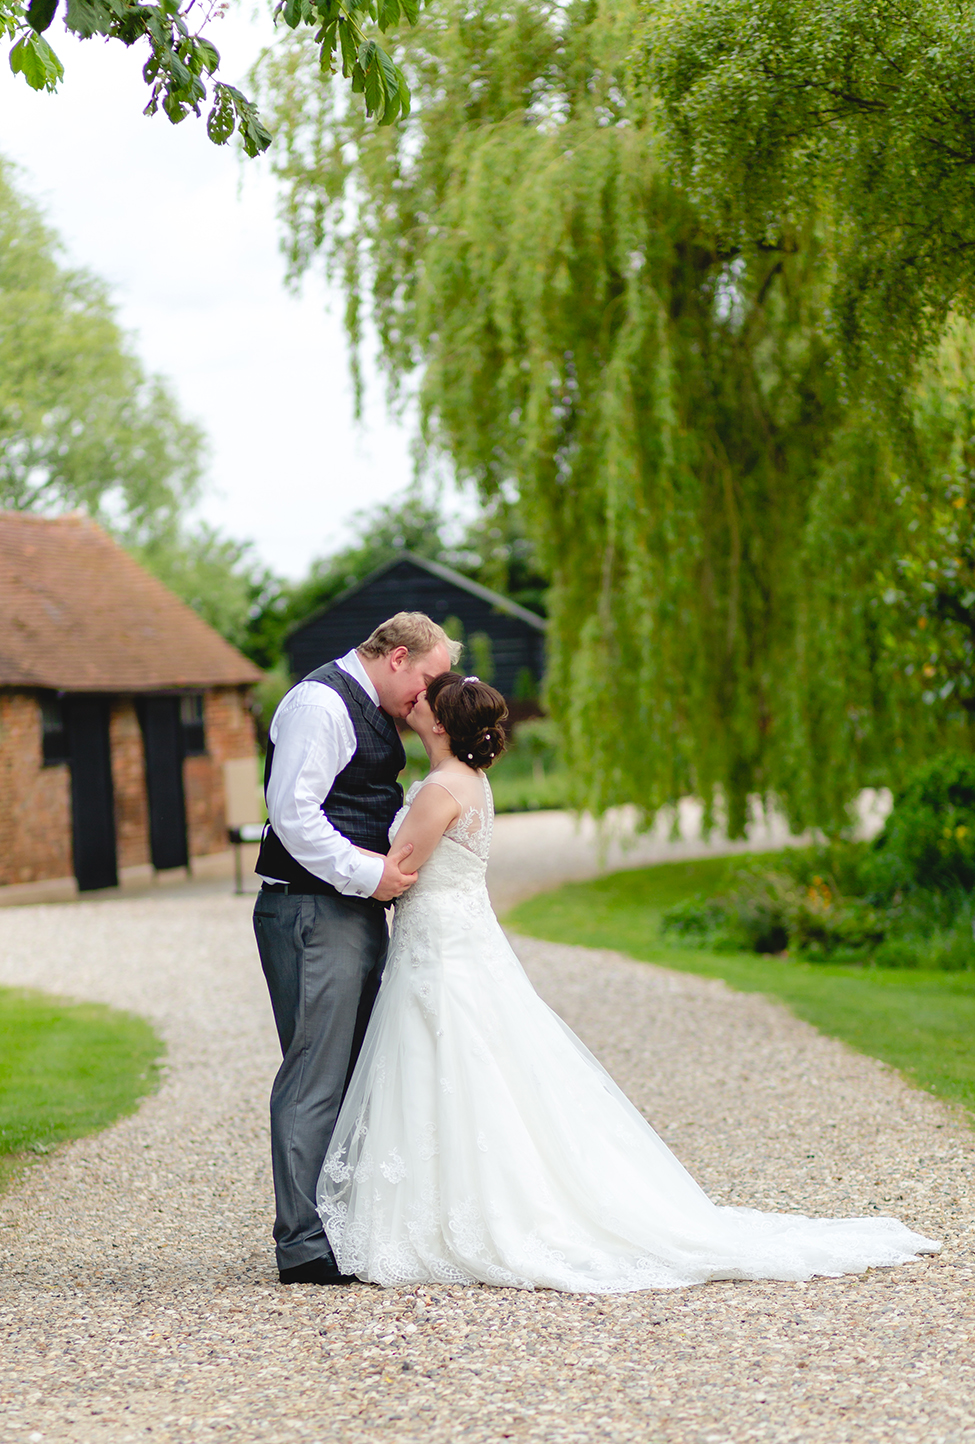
286, 560, 545, 698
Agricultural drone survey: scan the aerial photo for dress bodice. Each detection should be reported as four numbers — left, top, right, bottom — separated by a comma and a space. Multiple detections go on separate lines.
389, 771, 493, 904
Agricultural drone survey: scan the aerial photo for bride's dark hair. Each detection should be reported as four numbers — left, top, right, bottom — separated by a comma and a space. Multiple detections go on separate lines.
424, 673, 508, 770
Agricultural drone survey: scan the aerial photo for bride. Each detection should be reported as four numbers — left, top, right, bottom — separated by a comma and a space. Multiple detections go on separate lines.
317, 674, 939, 1292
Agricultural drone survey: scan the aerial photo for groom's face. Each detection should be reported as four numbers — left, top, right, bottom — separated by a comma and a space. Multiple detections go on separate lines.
382, 644, 452, 718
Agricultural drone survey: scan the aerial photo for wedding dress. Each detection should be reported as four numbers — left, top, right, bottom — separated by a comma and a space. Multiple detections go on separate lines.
318, 771, 939, 1292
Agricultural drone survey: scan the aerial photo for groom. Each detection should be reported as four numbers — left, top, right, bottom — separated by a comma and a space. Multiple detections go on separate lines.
253, 612, 458, 1285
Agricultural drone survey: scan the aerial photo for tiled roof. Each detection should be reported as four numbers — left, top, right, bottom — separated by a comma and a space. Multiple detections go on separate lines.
0, 513, 262, 691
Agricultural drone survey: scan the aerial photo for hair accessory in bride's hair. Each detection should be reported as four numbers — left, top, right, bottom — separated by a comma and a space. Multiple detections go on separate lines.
424, 670, 508, 771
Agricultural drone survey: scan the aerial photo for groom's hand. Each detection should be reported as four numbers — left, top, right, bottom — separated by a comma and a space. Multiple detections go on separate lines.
372, 842, 418, 901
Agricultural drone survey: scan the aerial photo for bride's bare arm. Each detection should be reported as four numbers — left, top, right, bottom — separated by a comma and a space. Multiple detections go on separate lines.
389, 783, 460, 872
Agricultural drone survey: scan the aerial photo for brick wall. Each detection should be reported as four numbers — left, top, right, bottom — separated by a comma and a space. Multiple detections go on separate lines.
110, 698, 150, 871
0, 690, 72, 885
0, 685, 257, 887
185, 686, 258, 859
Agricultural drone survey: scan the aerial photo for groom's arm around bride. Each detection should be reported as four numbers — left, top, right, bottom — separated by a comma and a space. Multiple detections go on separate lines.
251, 612, 459, 1284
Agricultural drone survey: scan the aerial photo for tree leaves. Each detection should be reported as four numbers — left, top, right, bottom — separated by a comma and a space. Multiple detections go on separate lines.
63, 0, 113, 38
0, 158, 205, 546
358, 40, 396, 118
8, 29, 62, 88
649, 0, 975, 380
207, 83, 273, 156
274, 0, 413, 123
4, 0, 421, 149
0, 158, 288, 661
25, 0, 57, 33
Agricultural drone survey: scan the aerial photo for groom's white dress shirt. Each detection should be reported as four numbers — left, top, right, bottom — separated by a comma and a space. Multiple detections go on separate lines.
259, 649, 386, 898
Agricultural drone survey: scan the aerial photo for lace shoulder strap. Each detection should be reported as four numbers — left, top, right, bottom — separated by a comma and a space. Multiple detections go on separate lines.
415, 773, 480, 811
480, 768, 494, 823
413, 770, 491, 857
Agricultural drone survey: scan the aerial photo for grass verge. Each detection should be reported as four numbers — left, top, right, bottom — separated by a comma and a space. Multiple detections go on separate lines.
505, 854, 975, 1118
0, 987, 164, 1190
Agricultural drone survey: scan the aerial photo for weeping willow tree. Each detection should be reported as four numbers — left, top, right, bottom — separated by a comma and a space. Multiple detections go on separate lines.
256, 0, 969, 834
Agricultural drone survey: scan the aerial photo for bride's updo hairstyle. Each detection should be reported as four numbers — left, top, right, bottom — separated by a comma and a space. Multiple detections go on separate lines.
424, 673, 508, 770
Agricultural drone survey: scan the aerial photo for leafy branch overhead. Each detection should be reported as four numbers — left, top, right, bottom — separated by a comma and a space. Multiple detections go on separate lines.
3, 0, 416, 155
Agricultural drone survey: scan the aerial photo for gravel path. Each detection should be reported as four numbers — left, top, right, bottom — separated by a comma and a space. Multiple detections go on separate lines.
0, 894, 973, 1444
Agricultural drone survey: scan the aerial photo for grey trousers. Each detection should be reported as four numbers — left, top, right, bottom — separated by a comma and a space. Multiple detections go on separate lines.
253, 888, 388, 1271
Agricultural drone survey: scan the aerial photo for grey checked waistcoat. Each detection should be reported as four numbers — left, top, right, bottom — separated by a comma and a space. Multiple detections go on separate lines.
255, 661, 407, 895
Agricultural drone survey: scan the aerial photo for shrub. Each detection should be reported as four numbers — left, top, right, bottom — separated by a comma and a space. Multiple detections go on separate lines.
871, 898, 975, 970
658, 894, 740, 949
661, 865, 884, 958
766, 839, 876, 898
720, 872, 795, 953
872, 751, 975, 895
660, 753, 975, 968
785, 883, 886, 959
664, 756, 975, 970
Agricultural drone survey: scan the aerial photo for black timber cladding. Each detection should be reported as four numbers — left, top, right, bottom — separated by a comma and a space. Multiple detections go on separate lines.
285, 553, 546, 700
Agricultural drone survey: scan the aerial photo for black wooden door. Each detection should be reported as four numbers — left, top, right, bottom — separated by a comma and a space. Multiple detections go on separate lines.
141, 697, 188, 871
66, 695, 118, 892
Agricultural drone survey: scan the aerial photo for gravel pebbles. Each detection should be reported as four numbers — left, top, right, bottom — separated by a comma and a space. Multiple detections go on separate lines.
0, 894, 973, 1444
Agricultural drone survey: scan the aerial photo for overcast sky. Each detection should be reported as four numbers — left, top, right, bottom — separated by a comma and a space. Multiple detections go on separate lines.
0, 9, 461, 578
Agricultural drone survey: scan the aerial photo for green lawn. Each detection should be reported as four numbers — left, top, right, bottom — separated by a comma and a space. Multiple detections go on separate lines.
505, 854, 975, 1119
0, 987, 163, 1190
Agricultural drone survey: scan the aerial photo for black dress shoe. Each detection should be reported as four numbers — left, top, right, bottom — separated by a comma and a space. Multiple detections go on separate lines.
278, 1257, 357, 1286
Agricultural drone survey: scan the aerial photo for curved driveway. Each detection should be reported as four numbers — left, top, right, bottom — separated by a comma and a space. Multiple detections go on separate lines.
0, 800, 972, 1444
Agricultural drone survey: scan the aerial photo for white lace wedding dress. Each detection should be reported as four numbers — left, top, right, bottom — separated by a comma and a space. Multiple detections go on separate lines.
318, 772, 939, 1292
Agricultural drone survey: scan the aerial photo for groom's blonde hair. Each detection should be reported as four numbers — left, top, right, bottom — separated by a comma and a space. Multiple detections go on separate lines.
358, 611, 462, 665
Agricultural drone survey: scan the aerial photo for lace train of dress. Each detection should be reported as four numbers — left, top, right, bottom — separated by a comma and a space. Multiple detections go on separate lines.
318, 774, 940, 1292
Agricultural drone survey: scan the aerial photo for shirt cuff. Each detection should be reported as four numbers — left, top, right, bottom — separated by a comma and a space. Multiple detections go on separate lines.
338, 851, 385, 900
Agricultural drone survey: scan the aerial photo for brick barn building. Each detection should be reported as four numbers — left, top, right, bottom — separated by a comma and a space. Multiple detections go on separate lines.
0, 514, 261, 895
